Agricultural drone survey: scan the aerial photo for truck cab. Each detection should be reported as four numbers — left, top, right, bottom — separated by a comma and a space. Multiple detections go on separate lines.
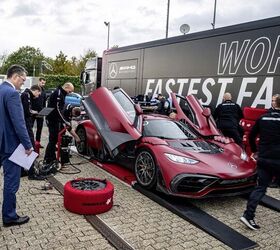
80, 57, 102, 96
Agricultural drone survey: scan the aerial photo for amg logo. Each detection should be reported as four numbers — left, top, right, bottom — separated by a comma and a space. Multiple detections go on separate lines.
119, 65, 136, 71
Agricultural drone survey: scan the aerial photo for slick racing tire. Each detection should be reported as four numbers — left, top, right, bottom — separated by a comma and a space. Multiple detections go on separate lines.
64, 178, 114, 215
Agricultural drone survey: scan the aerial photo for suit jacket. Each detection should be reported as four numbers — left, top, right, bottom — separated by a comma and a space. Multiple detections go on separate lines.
0, 81, 32, 154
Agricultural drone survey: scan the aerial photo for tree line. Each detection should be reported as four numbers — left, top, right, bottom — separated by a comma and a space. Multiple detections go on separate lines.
0, 46, 97, 77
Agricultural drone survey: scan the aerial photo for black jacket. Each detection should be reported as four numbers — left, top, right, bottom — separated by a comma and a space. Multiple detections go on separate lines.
21, 88, 35, 120
32, 86, 46, 111
156, 98, 170, 115
46, 86, 67, 122
249, 109, 280, 167
214, 100, 243, 129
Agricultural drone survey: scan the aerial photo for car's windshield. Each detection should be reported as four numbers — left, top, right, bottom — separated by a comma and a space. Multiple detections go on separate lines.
143, 119, 197, 140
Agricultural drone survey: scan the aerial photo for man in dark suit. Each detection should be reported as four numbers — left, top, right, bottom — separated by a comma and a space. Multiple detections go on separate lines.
0, 65, 33, 227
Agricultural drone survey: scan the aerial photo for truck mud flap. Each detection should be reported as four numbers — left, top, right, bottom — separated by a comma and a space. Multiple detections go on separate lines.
133, 183, 257, 250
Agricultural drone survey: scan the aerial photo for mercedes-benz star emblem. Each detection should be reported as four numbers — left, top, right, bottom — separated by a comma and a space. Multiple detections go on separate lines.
228, 162, 238, 169
109, 63, 117, 78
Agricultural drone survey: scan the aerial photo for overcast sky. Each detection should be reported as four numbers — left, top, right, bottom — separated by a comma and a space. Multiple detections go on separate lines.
0, 0, 279, 59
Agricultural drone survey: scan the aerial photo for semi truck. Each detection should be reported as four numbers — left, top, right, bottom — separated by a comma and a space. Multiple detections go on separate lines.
81, 16, 280, 109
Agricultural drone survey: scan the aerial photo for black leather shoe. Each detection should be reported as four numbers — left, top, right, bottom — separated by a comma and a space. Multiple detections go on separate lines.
3, 216, 30, 227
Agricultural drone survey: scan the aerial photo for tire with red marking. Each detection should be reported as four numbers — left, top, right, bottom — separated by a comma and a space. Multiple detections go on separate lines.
64, 178, 114, 215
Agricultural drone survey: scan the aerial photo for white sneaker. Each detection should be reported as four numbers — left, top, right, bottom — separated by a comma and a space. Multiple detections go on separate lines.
240, 216, 260, 230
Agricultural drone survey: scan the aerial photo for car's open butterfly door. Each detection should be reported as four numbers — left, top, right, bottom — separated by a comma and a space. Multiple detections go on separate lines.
171, 93, 221, 137
83, 87, 142, 154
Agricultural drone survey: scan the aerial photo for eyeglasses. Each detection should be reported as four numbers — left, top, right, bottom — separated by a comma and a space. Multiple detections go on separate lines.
18, 75, 26, 82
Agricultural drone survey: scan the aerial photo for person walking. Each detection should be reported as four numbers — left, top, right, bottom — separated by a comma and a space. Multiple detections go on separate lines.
213, 92, 244, 146
31, 77, 47, 148
44, 82, 74, 164
240, 94, 280, 230
0, 65, 33, 227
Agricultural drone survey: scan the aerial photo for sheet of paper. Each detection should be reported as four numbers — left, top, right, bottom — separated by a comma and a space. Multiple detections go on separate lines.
8, 144, 38, 170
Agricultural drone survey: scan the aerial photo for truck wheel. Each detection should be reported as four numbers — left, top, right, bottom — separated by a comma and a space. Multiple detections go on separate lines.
76, 126, 88, 155
64, 178, 114, 215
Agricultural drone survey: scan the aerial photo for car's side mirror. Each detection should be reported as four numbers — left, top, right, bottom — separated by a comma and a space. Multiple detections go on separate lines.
202, 107, 211, 117
135, 103, 143, 115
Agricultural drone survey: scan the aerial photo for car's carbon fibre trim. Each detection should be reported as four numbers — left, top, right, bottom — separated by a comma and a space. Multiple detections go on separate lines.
170, 173, 219, 193
170, 173, 256, 197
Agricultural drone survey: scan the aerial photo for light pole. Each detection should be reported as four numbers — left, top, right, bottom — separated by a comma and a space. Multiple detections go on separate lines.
104, 21, 110, 50
211, 0, 217, 29
166, 0, 170, 38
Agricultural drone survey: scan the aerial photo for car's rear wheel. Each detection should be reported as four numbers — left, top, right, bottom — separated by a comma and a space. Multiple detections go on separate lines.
134, 149, 157, 189
76, 126, 87, 155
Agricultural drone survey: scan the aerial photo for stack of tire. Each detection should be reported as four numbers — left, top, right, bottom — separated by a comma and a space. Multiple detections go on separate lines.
64, 178, 114, 215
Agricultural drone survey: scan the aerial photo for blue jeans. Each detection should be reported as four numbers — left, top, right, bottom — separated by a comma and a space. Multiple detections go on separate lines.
1, 154, 21, 222
244, 164, 278, 220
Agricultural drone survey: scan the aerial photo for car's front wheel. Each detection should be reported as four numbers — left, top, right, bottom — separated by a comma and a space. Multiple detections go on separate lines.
134, 149, 157, 189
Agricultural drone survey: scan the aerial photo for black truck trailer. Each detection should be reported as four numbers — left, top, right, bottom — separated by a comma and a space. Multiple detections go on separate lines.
81, 16, 280, 109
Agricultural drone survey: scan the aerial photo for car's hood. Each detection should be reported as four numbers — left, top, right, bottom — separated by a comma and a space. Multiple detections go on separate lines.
167, 139, 253, 176
168, 139, 221, 154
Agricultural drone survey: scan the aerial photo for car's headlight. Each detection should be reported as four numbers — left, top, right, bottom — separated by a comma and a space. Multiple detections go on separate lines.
165, 153, 199, 164
240, 150, 248, 161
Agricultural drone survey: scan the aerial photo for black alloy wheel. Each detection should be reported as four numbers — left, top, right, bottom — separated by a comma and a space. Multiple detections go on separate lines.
76, 126, 87, 155
71, 179, 106, 191
134, 149, 157, 189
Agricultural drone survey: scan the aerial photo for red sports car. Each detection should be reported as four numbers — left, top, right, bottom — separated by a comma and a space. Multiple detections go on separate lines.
76, 87, 256, 198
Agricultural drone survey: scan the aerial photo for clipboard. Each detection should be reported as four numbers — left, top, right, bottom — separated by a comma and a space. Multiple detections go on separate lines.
37, 107, 54, 117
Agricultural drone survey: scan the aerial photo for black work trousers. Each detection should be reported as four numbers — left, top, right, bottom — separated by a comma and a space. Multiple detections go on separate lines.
23, 118, 35, 177
244, 164, 280, 219
44, 120, 60, 164
32, 116, 44, 142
